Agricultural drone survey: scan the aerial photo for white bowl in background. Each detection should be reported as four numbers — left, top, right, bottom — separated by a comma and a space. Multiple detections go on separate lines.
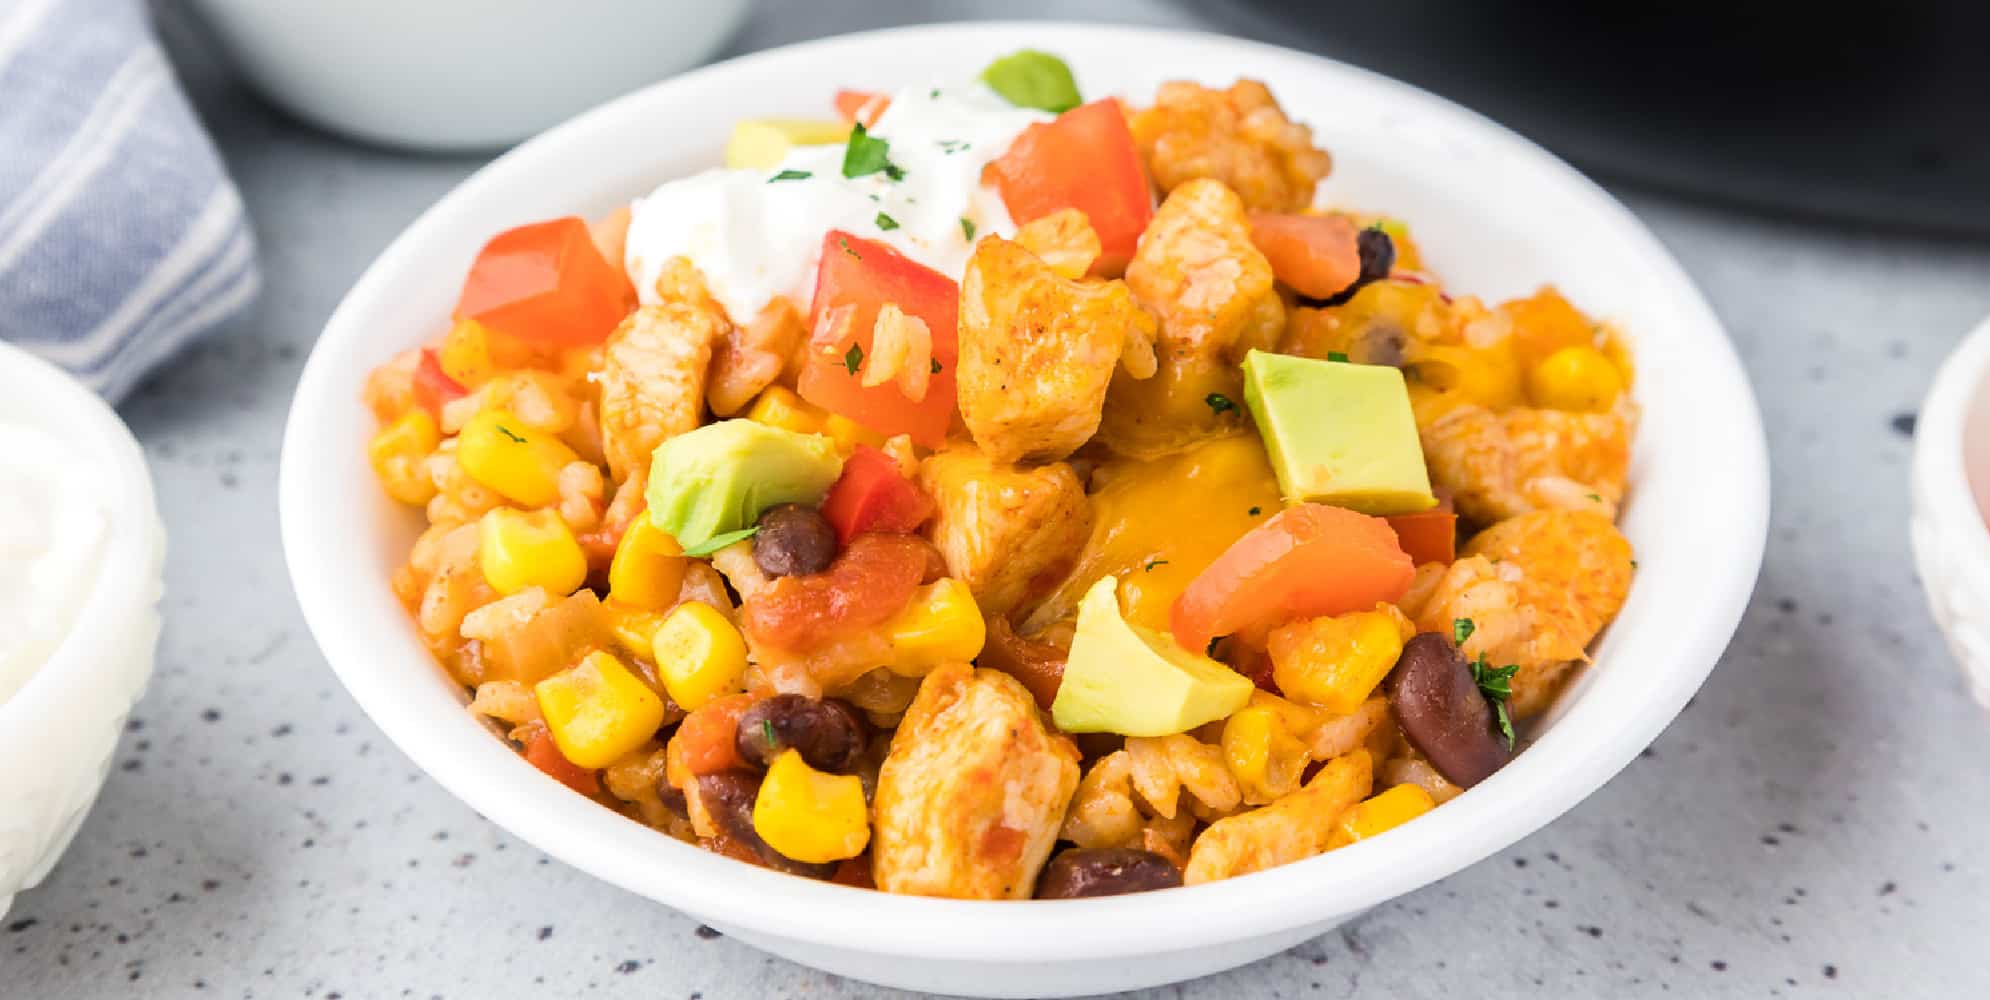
182, 0, 751, 151
0, 342, 166, 918
278, 23, 1770, 997
1910, 313, 1990, 708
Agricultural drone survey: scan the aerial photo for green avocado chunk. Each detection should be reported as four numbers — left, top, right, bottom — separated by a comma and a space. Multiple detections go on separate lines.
1051, 576, 1255, 737
979, 50, 1082, 113
645, 420, 844, 554
1241, 349, 1437, 516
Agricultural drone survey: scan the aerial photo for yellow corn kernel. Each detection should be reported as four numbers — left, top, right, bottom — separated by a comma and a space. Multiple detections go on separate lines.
745, 386, 829, 436
438, 318, 499, 388
884, 578, 986, 677
608, 516, 687, 610
456, 408, 579, 507
602, 600, 669, 661
1410, 344, 1524, 409
1221, 705, 1307, 803
651, 601, 748, 710
824, 413, 887, 453
1269, 609, 1408, 715
752, 748, 870, 863
535, 650, 667, 768
368, 409, 440, 506
1326, 783, 1435, 849
478, 507, 588, 597
1528, 344, 1624, 412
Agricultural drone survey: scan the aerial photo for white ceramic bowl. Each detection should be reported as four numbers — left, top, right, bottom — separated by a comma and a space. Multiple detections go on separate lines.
1910, 313, 1990, 709
0, 342, 165, 918
279, 23, 1769, 997
183, 0, 750, 151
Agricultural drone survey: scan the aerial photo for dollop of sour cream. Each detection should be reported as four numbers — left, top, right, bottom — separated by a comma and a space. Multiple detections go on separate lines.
625, 82, 1052, 323
0, 423, 110, 705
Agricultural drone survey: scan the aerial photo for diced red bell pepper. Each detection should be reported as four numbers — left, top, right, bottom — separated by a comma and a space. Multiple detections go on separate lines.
819, 445, 936, 544
1250, 213, 1363, 300
454, 216, 634, 348
985, 99, 1153, 275
834, 89, 890, 127
1385, 510, 1457, 566
1170, 504, 1415, 653
411, 348, 466, 419
523, 729, 600, 796
799, 231, 960, 448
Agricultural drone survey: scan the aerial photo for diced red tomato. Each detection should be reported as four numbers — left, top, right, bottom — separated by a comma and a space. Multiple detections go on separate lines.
524, 729, 600, 796
1250, 213, 1363, 300
1170, 504, 1415, 653
1385, 510, 1457, 565
454, 216, 634, 347
985, 99, 1153, 275
670, 693, 754, 780
833, 89, 890, 127
741, 533, 931, 651
411, 348, 466, 418
819, 445, 936, 544
799, 231, 960, 448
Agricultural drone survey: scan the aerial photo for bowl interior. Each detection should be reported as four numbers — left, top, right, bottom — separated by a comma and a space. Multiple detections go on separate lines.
280, 22, 1768, 964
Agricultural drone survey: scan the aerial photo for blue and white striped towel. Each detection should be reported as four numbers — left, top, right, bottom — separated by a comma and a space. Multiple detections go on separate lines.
0, 0, 257, 402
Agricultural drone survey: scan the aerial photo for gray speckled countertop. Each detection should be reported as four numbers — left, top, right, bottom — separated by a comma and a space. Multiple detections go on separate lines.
11, 2, 1990, 998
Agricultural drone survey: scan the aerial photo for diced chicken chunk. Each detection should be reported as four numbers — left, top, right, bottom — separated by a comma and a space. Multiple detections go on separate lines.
599, 292, 729, 482
1124, 178, 1282, 363
1418, 399, 1636, 524
958, 235, 1156, 464
919, 446, 1091, 617
872, 664, 1080, 899
1414, 510, 1633, 718
1130, 79, 1332, 213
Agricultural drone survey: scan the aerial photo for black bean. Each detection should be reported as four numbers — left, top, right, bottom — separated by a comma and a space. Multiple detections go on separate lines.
735, 695, 867, 773
655, 780, 689, 819
1036, 848, 1182, 899
693, 771, 836, 878
1385, 632, 1512, 788
753, 504, 838, 577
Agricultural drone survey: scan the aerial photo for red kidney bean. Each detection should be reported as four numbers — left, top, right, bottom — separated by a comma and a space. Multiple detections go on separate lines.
1035, 848, 1183, 899
734, 694, 867, 773
1385, 632, 1512, 788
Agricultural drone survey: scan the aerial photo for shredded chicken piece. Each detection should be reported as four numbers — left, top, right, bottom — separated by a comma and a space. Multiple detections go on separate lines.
1418, 398, 1636, 524
1183, 749, 1372, 884
707, 297, 806, 416
918, 446, 1091, 616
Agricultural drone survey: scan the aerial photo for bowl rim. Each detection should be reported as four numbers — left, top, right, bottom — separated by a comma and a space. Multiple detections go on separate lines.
1911, 315, 1990, 605
0, 341, 161, 722
279, 20, 1769, 963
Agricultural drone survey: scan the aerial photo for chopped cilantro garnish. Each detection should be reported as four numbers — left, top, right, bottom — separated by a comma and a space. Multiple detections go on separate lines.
959, 217, 977, 241
930, 358, 942, 374
761, 719, 776, 746
842, 123, 904, 181
843, 343, 864, 374
1327, 351, 1350, 363
1586, 492, 1602, 502
1248, 506, 1262, 516
875, 211, 900, 231
494, 424, 527, 444
979, 50, 1082, 113
767, 169, 811, 183
938, 139, 970, 154
1469, 652, 1520, 748
1453, 617, 1476, 646
1204, 392, 1237, 415
681, 527, 759, 558
1144, 558, 1169, 572
839, 236, 861, 259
